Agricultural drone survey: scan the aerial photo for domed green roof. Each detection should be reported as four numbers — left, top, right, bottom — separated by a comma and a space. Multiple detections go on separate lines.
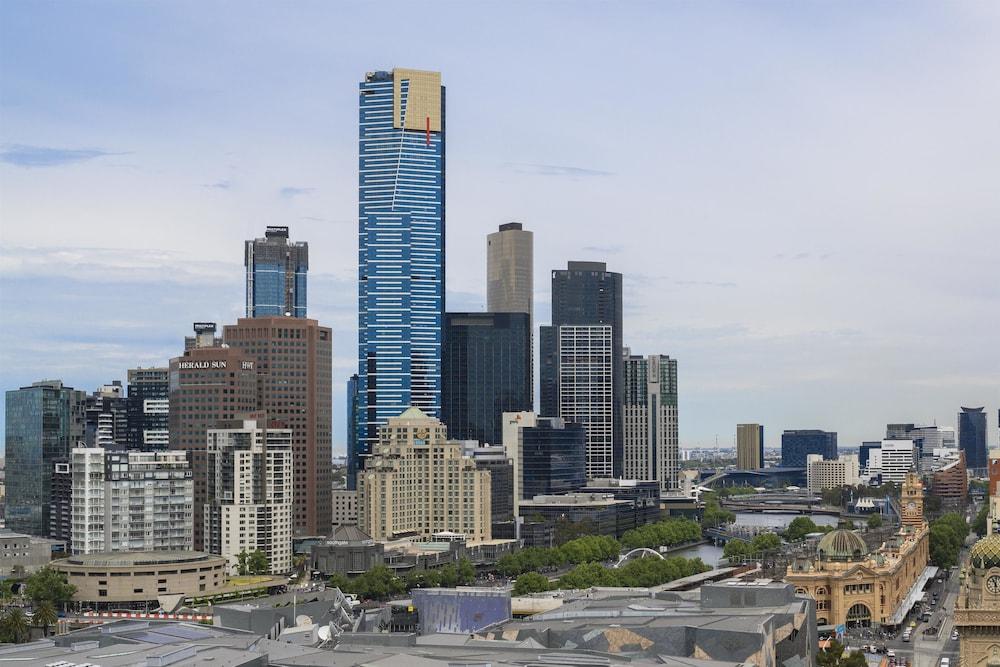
817, 529, 869, 561
970, 535, 1000, 569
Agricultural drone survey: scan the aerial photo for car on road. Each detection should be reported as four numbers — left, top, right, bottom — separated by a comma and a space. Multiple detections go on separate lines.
941, 658, 951, 667
952, 629, 960, 640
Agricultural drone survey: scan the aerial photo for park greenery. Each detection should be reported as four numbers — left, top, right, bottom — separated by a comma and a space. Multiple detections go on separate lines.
512, 555, 710, 595
495, 535, 621, 578
722, 532, 782, 560
929, 512, 969, 569
236, 549, 270, 576
329, 559, 478, 600
620, 518, 702, 551
713, 486, 757, 497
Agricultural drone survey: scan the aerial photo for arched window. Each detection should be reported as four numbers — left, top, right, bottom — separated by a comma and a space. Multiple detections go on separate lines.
795, 588, 807, 595
846, 603, 872, 628
815, 586, 828, 596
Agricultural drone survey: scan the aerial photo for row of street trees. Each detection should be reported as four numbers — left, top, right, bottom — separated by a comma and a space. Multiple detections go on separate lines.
929, 512, 969, 569
620, 518, 702, 551
328, 559, 477, 600
494, 535, 621, 578
513, 555, 709, 595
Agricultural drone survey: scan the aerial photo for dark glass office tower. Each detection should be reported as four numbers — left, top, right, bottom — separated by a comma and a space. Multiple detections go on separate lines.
959, 407, 987, 471
521, 417, 587, 499
127, 367, 169, 450
245, 226, 308, 318
780, 429, 838, 467
354, 68, 446, 480
346, 374, 359, 489
442, 312, 531, 445
4, 381, 85, 536
539, 261, 623, 477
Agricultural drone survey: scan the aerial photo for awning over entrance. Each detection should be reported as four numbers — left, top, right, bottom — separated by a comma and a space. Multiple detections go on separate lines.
887, 565, 939, 626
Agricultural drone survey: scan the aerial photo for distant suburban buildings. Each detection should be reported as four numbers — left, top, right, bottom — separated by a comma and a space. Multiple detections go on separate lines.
204, 418, 293, 574
622, 350, 679, 490
244, 226, 308, 318
737, 423, 765, 470
69, 447, 193, 554
780, 429, 838, 467
540, 261, 624, 478
357, 407, 492, 543
959, 406, 988, 472
4, 380, 85, 536
354, 68, 447, 485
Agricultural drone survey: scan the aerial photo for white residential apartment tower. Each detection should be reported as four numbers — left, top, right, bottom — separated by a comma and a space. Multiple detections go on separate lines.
204, 419, 293, 575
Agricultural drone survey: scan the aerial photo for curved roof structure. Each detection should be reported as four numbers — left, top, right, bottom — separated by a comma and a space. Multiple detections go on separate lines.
817, 529, 869, 562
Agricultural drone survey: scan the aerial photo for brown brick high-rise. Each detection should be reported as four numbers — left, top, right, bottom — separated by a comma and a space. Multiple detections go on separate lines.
169, 325, 259, 550
223, 317, 332, 536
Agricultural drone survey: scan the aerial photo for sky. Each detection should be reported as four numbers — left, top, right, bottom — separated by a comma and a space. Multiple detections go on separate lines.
1, 1, 998, 454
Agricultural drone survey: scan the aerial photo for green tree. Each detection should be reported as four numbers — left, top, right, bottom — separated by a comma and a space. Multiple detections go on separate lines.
974, 503, 990, 536
784, 517, 822, 542
236, 550, 249, 576
816, 638, 867, 667
723, 539, 752, 560
328, 573, 351, 591
512, 572, 551, 595
867, 513, 883, 529
248, 549, 269, 575
24, 566, 76, 609
0, 608, 30, 644
346, 565, 404, 600
750, 533, 782, 552
33, 601, 58, 638
457, 558, 476, 585
553, 517, 597, 545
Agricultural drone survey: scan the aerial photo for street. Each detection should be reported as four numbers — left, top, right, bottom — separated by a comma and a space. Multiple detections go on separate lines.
843, 560, 961, 667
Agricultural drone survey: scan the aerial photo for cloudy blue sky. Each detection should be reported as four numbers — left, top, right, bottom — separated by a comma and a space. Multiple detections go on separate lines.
2, 1, 998, 454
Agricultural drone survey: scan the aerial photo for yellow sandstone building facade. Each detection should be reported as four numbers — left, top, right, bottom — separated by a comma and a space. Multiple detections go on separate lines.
785, 473, 930, 629
358, 407, 492, 544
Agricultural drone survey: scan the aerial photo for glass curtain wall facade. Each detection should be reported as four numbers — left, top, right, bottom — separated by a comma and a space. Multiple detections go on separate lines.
126, 367, 169, 451
4, 381, 85, 536
442, 312, 531, 445
245, 226, 308, 318
780, 429, 838, 467
354, 68, 445, 481
520, 417, 587, 499
959, 407, 988, 472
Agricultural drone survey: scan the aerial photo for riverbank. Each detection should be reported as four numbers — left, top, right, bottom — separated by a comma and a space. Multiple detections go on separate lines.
657, 538, 710, 554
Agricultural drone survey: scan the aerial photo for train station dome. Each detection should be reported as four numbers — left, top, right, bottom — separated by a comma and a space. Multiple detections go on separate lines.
817, 529, 869, 562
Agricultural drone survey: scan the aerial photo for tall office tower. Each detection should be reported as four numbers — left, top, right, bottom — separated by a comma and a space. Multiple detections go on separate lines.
5, 381, 85, 536
223, 317, 333, 537
346, 374, 360, 490
557, 325, 615, 478
780, 429, 838, 467
84, 382, 129, 449
487, 222, 533, 318
357, 407, 491, 543
245, 226, 309, 318
204, 419, 293, 575
126, 367, 169, 450
878, 439, 916, 483
169, 323, 259, 550
859, 441, 881, 470
441, 312, 531, 445
355, 68, 446, 483
959, 407, 988, 472
461, 441, 515, 525
736, 423, 765, 470
622, 350, 679, 489
540, 261, 623, 477
70, 447, 193, 554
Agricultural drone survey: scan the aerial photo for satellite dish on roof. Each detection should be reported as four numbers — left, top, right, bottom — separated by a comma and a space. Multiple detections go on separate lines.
295, 614, 313, 627
318, 625, 331, 641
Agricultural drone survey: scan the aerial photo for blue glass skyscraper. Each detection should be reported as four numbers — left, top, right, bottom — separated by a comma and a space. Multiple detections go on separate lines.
354, 68, 445, 482
245, 226, 308, 318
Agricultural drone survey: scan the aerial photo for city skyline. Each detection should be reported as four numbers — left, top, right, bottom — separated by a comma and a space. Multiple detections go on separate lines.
2, 2, 999, 451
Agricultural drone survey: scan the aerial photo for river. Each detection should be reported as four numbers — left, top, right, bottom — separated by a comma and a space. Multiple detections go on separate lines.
674, 512, 840, 567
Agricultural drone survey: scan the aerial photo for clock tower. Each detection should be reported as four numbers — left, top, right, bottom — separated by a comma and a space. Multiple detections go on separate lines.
956, 535, 1000, 665
900, 472, 925, 529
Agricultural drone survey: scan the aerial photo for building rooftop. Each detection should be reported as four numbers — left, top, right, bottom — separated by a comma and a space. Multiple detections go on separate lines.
59, 550, 223, 568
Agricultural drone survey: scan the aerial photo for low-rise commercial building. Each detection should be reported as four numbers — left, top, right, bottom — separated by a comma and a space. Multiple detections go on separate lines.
517, 492, 659, 538
0, 529, 57, 577
52, 551, 228, 608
